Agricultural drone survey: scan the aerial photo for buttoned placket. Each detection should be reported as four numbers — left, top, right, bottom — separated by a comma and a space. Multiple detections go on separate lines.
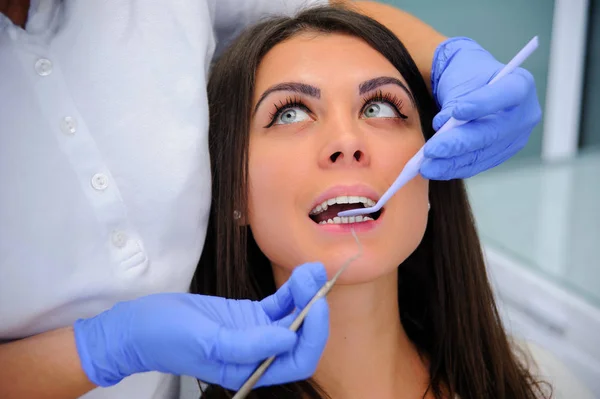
7, 25, 149, 272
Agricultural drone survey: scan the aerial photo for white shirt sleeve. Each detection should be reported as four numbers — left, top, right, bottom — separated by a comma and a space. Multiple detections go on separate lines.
208, 0, 330, 57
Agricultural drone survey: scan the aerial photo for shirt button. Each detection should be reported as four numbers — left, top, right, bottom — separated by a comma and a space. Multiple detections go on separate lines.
91, 173, 109, 191
60, 116, 77, 135
111, 231, 128, 248
35, 58, 53, 76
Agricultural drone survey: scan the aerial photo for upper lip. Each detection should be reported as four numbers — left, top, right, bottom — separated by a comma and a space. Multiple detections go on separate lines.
309, 184, 381, 214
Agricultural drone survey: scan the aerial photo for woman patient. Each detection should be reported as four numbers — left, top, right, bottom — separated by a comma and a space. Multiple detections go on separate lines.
194, 5, 550, 399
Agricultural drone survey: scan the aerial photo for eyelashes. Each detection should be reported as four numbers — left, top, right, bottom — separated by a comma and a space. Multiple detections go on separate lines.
266, 96, 309, 128
264, 90, 408, 128
361, 90, 407, 120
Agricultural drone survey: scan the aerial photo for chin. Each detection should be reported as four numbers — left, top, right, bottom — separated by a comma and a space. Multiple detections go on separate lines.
318, 248, 406, 285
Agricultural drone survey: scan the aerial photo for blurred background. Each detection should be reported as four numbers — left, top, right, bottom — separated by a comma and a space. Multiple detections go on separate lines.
377, 0, 600, 396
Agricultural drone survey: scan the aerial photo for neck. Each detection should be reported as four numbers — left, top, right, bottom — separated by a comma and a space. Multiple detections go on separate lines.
1, 0, 31, 27
309, 270, 432, 399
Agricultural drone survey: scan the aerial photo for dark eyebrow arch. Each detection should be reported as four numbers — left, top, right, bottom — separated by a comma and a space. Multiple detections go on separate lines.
253, 82, 321, 116
358, 76, 415, 106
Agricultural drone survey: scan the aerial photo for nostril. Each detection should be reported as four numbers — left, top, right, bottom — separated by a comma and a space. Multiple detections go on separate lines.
329, 151, 365, 163
330, 151, 342, 162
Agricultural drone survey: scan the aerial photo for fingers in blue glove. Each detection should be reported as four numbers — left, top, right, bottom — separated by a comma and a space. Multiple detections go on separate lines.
261, 261, 327, 324
428, 102, 540, 165
288, 262, 328, 308
451, 69, 534, 121
423, 70, 541, 158
432, 105, 454, 131
267, 261, 328, 335
218, 297, 329, 391
426, 69, 540, 161
260, 280, 295, 320
252, 263, 329, 386
421, 133, 529, 180
220, 263, 329, 390
255, 297, 329, 387
216, 326, 298, 364
425, 115, 505, 160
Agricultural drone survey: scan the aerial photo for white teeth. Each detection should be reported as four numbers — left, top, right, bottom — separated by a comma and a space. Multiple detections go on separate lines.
310, 195, 377, 215
318, 215, 374, 225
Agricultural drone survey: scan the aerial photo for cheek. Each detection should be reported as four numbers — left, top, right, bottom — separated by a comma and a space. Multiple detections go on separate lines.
247, 138, 308, 269
391, 178, 429, 252
247, 134, 314, 213
379, 130, 426, 194
377, 135, 429, 264
248, 144, 282, 222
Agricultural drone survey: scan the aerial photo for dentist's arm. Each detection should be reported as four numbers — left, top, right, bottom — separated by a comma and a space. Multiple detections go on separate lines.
0, 262, 329, 397
0, 327, 96, 399
337, 1, 446, 90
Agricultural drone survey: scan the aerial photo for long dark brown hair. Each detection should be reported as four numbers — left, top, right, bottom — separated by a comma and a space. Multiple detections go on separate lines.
193, 4, 550, 399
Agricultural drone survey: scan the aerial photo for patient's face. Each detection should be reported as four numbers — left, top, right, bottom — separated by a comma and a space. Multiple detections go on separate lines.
247, 33, 429, 284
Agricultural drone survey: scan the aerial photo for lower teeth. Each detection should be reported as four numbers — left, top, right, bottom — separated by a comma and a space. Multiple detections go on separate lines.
318, 215, 374, 225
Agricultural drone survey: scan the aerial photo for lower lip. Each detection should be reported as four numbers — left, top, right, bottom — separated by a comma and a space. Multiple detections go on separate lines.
311, 213, 384, 233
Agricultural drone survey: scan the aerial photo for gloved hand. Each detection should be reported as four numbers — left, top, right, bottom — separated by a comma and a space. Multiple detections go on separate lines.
73, 262, 329, 390
422, 37, 542, 180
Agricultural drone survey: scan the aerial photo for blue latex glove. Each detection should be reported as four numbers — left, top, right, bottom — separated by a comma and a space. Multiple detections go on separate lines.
422, 37, 542, 180
73, 262, 329, 390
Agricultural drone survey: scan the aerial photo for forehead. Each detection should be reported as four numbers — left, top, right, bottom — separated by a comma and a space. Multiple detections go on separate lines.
254, 32, 406, 92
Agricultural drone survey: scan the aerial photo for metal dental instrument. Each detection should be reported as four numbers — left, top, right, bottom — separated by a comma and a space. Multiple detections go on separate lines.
232, 227, 363, 399
338, 36, 540, 219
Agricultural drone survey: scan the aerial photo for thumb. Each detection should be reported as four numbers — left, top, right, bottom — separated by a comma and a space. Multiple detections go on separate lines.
260, 280, 294, 320
289, 262, 327, 309
216, 326, 297, 364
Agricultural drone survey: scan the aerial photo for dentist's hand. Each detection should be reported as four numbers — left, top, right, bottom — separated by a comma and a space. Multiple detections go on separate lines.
73, 262, 329, 390
422, 37, 542, 180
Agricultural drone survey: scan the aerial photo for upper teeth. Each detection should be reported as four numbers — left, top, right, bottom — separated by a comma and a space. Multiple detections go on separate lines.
310, 195, 376, 215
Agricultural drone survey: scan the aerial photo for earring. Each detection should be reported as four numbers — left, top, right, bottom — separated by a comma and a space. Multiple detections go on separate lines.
428, 202, 431, 211
233, 210, 242, 220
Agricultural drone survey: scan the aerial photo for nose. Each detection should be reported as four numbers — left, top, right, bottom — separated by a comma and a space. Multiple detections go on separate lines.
318, 123, 371, 169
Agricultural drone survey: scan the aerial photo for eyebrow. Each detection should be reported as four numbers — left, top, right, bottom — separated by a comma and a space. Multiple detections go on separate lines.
253, 76, 415, 116
253, 83, 321, 115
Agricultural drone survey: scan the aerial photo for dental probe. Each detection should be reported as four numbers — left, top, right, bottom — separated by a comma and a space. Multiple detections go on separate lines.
232, 227, 363, 399
338, 36, 539, 218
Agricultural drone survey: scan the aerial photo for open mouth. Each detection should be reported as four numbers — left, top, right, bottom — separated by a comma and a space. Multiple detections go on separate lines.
309, 195, 383, 225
